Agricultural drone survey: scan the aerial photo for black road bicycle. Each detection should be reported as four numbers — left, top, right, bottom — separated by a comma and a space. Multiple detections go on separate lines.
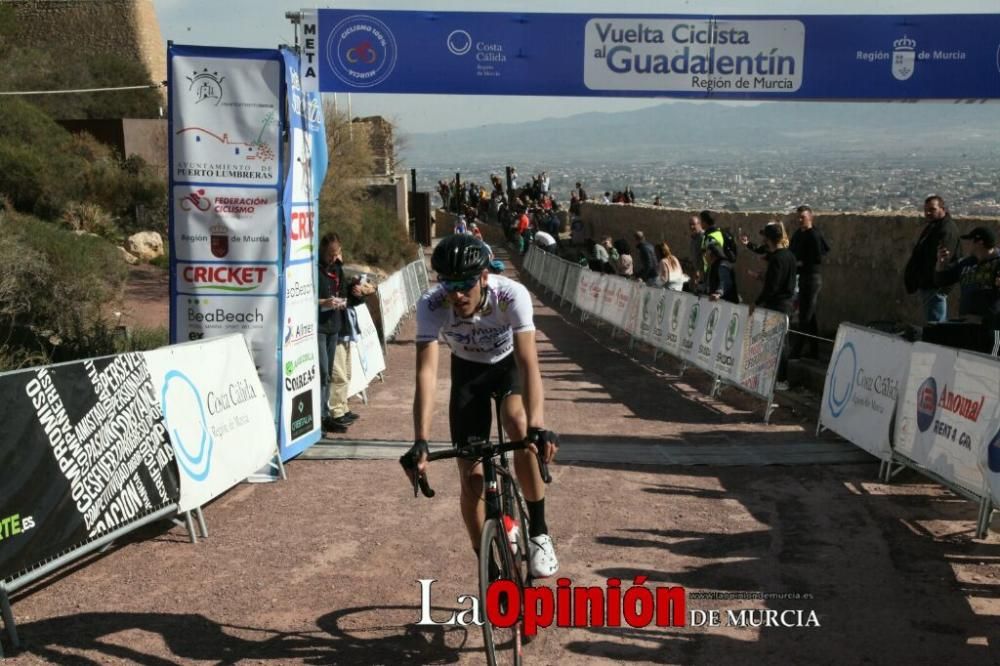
400, 402, 553, 666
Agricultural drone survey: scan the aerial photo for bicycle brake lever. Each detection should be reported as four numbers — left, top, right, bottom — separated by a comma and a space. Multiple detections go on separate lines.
537, 452, 552, 484
417, 475, 435, 498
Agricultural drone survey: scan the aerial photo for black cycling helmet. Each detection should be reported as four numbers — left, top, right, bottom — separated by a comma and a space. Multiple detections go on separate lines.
431, 234, 490, 280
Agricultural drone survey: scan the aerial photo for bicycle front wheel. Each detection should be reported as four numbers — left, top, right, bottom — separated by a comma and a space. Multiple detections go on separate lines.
479, 518, 523, 666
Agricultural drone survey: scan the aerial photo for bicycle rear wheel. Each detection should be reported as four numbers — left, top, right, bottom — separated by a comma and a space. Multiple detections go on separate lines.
480, 518, 523, 666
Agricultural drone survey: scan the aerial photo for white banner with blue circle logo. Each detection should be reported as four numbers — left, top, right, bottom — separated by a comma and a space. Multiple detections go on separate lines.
145, 335, 277, 512
820, 324, 912, 462
895, 342, 999, 497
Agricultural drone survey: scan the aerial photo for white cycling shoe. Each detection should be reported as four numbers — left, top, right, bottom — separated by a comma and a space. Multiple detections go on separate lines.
528, 534, 559, 578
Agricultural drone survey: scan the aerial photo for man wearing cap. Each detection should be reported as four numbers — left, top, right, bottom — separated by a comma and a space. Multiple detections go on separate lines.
929, 226, 1000, 356
904, 195, 960, 323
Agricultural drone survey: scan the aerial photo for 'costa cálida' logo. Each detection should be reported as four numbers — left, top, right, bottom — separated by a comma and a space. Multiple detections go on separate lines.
187, 68, 225, 105
326, 15, 398, 88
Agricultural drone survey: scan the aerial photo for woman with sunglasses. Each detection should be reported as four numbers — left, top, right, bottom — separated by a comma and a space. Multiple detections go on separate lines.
401, 234, 560, 579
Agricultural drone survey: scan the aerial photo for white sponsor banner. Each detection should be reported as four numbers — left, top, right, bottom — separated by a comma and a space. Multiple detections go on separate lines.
691, 299, 721, 371
346, 305, 388, 398
562, 263, 583, 305
739, 308, 787, 399
677, 293, 702, 363
378, 271, 408, 341
661, 290, 688, 357
644, 288, 672, 347
583, 19, 805, 94
280, 262, 320, 448
819, 324, 911, 461
175, 294, 280, 409
621, 281, 644, 338
712, 302, 748, 383
171, 56, 281, 186
575, 270, 604, 316
597, 276, 634, 329
172, 186, 279, 262
980, 415, 1000, 509
145, 335, 276, 512
895, 343, 998, 496
176, 263, 280, 296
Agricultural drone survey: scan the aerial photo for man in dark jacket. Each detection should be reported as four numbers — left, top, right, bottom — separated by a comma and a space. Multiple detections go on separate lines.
634, 230, 657, 284
904, 195, 960, 323
317, 233, 372, 433
788, 205, 831, 359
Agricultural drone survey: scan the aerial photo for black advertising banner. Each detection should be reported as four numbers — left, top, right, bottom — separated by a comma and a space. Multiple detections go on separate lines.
0, 353, 179, 581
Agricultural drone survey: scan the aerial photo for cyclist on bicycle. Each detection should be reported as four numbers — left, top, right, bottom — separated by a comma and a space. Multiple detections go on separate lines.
402, 234, 559, 578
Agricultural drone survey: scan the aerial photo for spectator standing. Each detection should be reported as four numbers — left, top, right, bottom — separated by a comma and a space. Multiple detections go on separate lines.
317, 233, 350, 434
688, 215, 706, 287
748, 222, 797, 391
656, 241, 687, 291
329, 267, 377, 427
904, 195, 960, 323
788, 205, 831, 359
454, 215, 468, 235
929, 226, 1000, 356
653, 195, 662, 206
704, 241, 739, 304
634, 231, 657, 284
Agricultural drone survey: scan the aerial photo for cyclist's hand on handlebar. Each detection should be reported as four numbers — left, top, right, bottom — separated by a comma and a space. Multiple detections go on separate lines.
399, 439, 430, 495
527, 427, 559, 464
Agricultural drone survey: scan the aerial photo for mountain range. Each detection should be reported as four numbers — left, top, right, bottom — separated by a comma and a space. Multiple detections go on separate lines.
404, 101, 1000, 165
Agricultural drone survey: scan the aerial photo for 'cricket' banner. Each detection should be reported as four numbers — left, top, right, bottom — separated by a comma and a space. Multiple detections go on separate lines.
895, 343, 999, 496
0, 355, 180, 582
303, 10, 1000, 101
820, 324, 912, 462
144, 336, 276, 512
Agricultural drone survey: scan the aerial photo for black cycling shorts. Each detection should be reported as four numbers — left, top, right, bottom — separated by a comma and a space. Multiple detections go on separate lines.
449, 352, 521, 448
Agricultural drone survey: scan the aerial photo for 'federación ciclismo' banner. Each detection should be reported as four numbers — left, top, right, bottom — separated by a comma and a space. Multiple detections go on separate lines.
300, 10, 1000, 100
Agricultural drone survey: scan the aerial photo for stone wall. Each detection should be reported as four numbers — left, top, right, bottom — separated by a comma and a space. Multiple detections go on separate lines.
579, 202, 1000, 334
6, 0, 165, 97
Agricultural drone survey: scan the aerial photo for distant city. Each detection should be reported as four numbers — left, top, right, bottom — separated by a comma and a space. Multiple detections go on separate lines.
413, 151, 1000, 218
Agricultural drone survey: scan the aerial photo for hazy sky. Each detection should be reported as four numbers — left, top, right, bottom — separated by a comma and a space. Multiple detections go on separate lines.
152, 0, 999, 135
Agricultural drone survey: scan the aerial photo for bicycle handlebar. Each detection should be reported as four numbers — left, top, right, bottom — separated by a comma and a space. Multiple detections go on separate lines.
402, 438, 551, 498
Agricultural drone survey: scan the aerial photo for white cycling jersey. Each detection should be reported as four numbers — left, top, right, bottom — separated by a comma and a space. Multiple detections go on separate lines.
416, 274, 535, 364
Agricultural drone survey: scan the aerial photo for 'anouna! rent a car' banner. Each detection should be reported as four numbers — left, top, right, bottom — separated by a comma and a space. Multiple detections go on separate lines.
299, 10, 1000, 100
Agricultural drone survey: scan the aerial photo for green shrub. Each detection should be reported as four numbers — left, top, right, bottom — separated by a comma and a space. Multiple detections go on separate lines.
0, 99, 167, 235
0, 210, 127, 368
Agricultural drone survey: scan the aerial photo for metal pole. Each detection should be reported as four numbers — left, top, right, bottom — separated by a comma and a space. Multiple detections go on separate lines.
195, 507, 209, 539
184, 511, 199, 545
505, 166, 513, 195
0, 584, 18, 654
410, 168, 418, 194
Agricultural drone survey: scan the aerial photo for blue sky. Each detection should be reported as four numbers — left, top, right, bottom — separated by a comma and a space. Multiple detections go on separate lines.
152, 0, 1000, 134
